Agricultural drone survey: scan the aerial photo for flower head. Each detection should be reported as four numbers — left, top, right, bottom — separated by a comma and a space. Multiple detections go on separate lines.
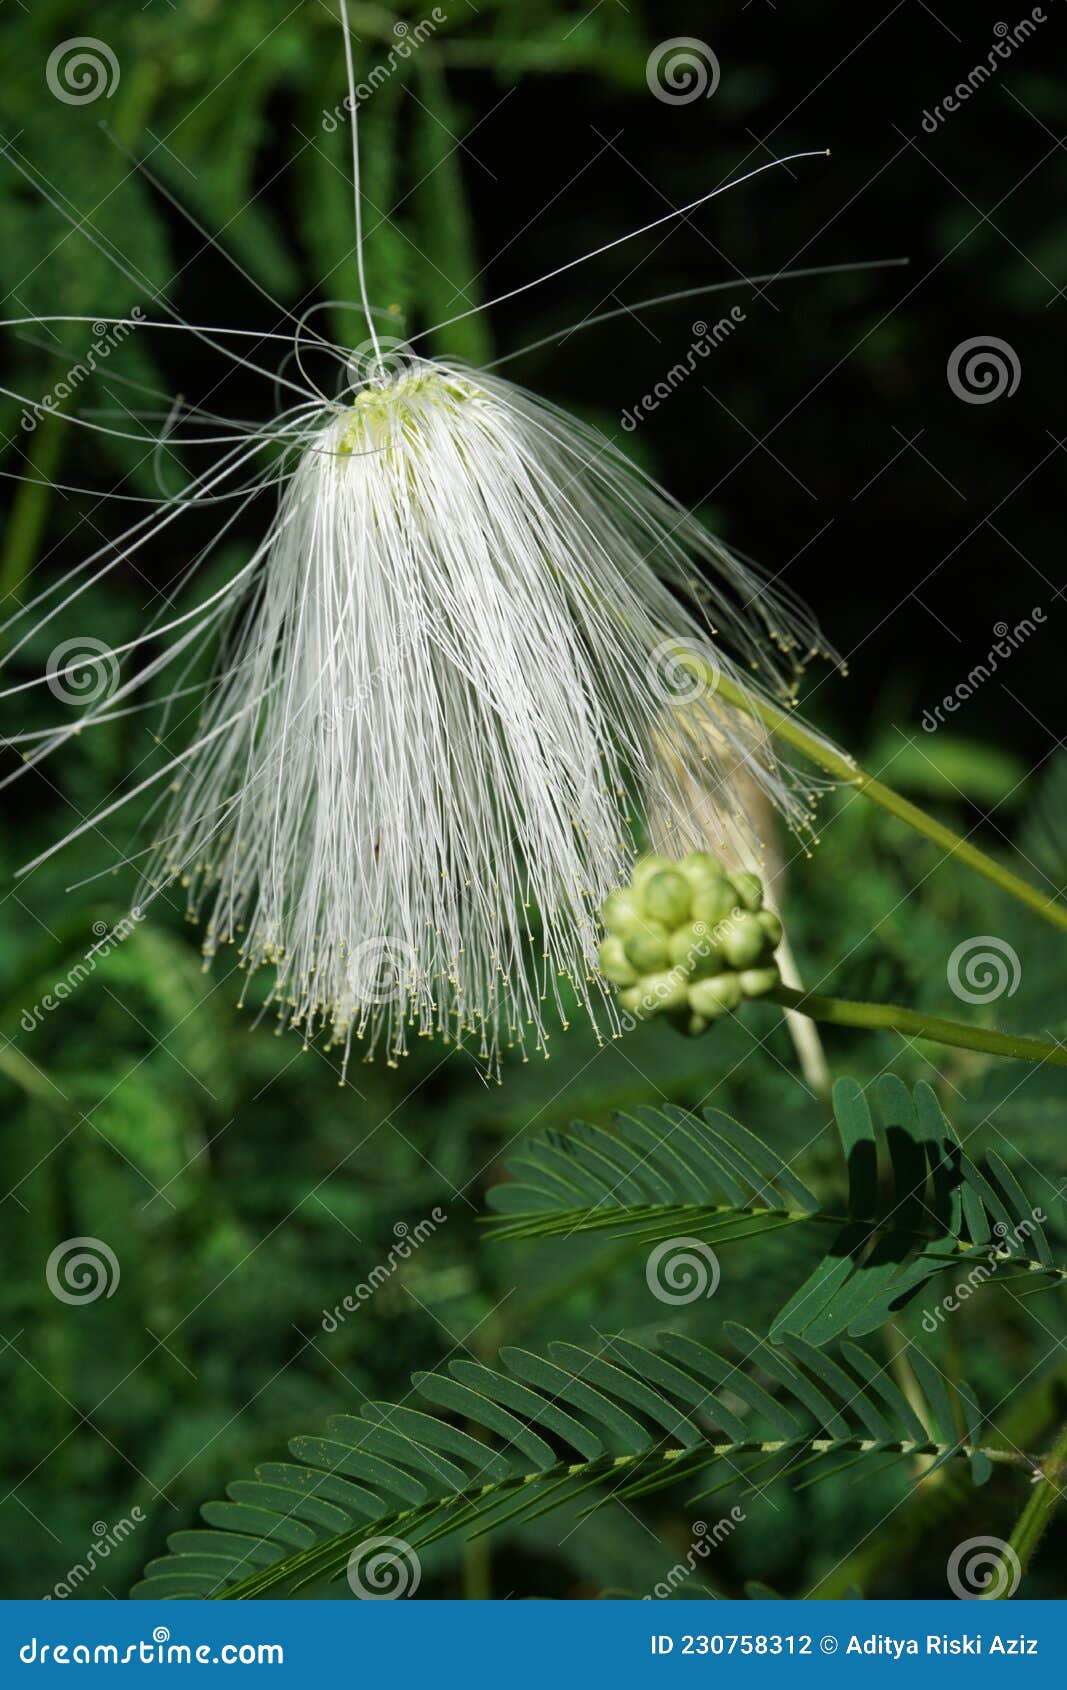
170, 357, 832, 1067
2, 350, 834, 1075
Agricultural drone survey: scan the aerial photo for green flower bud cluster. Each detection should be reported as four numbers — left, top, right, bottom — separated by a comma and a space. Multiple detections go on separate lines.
598, 852, 784, 1036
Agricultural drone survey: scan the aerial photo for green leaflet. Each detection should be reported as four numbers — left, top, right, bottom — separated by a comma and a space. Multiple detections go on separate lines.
132, 1326, 1000, 1600
484, 1079, 1065, 1340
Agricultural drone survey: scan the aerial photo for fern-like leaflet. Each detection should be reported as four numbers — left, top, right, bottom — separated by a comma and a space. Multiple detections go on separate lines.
486, 1075, 1065, 1339
133, 1318, 1032, 1600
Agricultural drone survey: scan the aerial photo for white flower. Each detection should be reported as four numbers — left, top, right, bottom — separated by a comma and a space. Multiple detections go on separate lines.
0, 59, 852, 1077
2, 349, 833, 1076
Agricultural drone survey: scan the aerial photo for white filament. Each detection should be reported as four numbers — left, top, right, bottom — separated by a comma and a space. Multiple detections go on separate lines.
31, 357, 825, 1075
0, 121, 856, 1076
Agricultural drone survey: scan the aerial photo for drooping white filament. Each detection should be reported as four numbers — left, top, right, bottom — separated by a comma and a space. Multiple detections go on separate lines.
57, 357, 824, 1073
0, 92, 869, 1079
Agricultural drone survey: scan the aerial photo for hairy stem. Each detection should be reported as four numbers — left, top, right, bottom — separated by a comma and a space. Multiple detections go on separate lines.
700, 666, 1067, 934
0, 411, 65, 613
993, 1417, 1067, 1598
221, 1437, 1035, 1600
768, 983, 1067, 1069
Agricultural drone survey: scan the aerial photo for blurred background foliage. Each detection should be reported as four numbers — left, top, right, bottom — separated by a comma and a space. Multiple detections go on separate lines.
0, 0, 1065, 1599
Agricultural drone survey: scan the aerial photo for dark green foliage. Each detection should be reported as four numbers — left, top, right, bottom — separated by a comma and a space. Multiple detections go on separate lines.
3, 0, 1067, 1605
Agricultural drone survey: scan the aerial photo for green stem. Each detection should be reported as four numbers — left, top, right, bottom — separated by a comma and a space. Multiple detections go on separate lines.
0, 60, 161, 623
994, 1417, 1067, 1598
701, 666, 1067, 934
768, 983, 1067, 1070
0, 411, 66, 612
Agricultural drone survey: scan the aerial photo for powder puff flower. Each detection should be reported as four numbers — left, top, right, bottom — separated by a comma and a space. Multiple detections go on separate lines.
0, 42, 852, 1076
1, 345, 835, 1075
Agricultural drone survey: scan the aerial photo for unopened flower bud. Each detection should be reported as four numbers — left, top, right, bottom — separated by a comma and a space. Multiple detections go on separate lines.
598, 850, 785, 1036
